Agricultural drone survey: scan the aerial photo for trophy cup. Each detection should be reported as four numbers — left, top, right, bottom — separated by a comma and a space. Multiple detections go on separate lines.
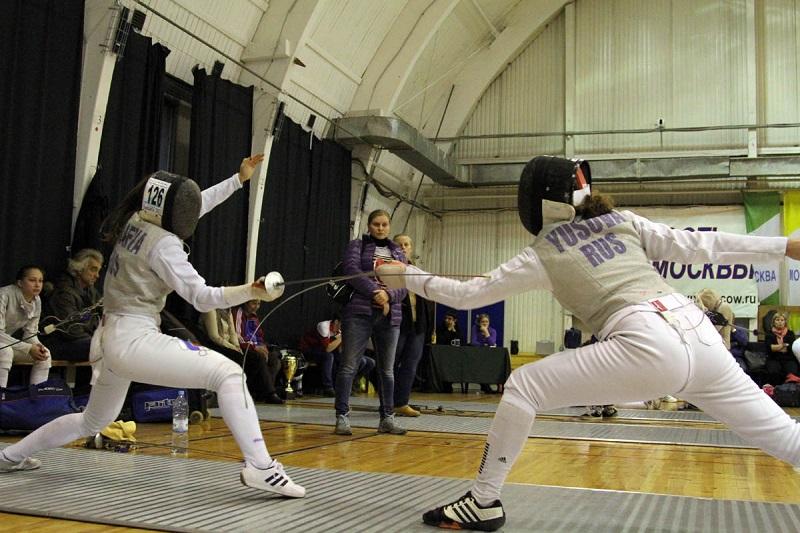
282, 353, 298, 399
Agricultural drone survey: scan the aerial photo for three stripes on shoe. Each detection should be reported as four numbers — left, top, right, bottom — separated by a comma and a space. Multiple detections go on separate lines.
263, 466, 290, 488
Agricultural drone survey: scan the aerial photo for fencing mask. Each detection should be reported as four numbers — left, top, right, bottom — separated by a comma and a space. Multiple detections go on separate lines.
139, 171, 202, 240
518, 155, 592, 235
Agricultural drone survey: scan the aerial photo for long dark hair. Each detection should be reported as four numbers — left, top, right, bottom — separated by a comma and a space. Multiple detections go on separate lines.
101, 174, 151, 246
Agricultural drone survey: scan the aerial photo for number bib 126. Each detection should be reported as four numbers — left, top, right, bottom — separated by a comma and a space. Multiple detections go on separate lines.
142, 177, 172, 217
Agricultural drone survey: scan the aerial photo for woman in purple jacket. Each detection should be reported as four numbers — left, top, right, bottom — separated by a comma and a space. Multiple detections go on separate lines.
333, 210, 408, 436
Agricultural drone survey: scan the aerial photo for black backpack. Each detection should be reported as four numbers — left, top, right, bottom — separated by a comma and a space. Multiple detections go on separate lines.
326, 262, 354, 306
327, 240, 365, 306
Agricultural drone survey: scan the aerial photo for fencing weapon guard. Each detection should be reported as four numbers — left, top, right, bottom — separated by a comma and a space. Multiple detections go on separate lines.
260, 272, 285, 301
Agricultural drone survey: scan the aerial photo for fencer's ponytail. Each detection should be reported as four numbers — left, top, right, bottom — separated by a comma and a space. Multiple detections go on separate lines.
101, 175, 151, 246
575, 193, 615, 219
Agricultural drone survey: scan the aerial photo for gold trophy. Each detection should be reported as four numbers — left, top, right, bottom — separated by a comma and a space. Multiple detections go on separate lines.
282, 353, 298, 399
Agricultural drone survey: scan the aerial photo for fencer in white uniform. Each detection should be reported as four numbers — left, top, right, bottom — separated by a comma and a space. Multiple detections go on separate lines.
0, 155, 306, 498
0, 266, 51, 389
378, 156, 800, 531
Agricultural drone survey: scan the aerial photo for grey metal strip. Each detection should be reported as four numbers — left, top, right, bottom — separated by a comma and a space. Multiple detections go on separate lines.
230, 405, 756, 448
1, 444, 797, 532
298, 396, 799, 424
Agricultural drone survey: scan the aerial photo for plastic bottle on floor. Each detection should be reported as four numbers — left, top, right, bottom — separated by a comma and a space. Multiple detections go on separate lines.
171, 390, 189, 456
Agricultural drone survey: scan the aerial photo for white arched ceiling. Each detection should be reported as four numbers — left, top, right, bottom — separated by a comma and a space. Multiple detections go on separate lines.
349, 0, 568, 139
127, 0, 800, 204
136, 0, 266, 85
435, 0, 568, 145
134, 0, 570, 172
340, 0, 569, 197
453, 11, 566, 162
239, 0, 411, 138
238, 0, 323, 143
350, 0, 460, 115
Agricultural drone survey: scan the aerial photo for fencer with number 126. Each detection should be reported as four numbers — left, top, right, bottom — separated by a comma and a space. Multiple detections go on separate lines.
378, 155, 800, 531
0, 155, 306, 498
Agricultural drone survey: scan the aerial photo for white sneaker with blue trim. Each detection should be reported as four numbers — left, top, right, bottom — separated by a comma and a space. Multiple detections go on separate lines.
240, 460, 306, 498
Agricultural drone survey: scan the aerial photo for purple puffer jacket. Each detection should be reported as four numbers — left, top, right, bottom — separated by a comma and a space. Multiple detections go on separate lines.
341, 235, 407, 326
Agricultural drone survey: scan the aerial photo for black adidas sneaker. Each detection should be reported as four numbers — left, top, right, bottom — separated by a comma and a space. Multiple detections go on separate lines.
422, 491, 505, 531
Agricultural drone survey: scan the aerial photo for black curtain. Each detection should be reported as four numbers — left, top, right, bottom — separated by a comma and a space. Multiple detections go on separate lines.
256, 115, 351, 345
71, 32, 169, 255
0, 0, 84, 282
186, 67, 253, 286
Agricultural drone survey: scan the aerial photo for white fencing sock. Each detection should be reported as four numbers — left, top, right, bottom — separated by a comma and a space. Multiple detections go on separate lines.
470, 399, 536, 506
0, 368, 9, 389
216, 375, 272, 469
29, 364, 49, 385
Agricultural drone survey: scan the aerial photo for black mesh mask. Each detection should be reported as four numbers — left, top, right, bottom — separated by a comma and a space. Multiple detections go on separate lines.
518, 156, 592, 235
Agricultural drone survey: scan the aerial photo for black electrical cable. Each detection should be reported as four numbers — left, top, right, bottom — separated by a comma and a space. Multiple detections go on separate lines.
0, 300, 104, 352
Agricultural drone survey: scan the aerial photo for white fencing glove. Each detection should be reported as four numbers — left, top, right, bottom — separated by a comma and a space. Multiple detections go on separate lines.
375, 260, 407, 290
223, 271, 285, 305
256, 271, 285, 301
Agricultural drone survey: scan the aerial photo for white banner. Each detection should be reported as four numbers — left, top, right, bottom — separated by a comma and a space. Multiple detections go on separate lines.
630, 206, 758, 317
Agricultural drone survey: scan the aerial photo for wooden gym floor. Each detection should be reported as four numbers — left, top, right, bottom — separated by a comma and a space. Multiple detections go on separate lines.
2, 390, 799, 532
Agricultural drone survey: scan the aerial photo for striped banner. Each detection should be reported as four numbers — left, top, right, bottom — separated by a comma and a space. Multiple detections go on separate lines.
785, 192, 800, 328
744, 192, 781, 305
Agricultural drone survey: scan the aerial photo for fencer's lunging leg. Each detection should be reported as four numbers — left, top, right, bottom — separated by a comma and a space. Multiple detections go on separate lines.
680, 344, 800, 467
1, 370, 129, 462
1, 413, 90, 463
216, 374, 272, 469
470, 389, 536, 506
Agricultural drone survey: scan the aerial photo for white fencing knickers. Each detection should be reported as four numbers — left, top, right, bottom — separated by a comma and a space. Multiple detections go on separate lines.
471, 294, 800, 504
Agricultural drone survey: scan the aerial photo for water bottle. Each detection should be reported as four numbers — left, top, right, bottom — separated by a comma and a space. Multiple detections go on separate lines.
171, 390, 189, 456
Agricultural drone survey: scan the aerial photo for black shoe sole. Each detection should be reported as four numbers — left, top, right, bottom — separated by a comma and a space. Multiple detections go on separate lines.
422, 508, 505, 531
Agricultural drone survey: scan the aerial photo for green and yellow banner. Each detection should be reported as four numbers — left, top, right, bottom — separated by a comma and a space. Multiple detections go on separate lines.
744, 191, 781, 305
784, 192, 800, 332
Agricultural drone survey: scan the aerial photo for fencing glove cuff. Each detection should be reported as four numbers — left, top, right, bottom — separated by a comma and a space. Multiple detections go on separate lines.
375, 261, 407, 290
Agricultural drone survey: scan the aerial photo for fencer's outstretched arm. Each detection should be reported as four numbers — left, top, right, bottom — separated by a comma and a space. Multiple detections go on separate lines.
628, 211, 789, 264
401, 248, 551, 310
148, 239, 276, 313
198, 154, 264, 218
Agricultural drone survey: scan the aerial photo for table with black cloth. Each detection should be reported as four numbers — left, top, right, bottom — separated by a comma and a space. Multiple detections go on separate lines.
421, 345, 511, 393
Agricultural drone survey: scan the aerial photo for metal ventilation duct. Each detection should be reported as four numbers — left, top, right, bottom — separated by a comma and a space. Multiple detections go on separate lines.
333, 116, 469, 188
332, 115, 800, 193
467, 155, 800, 185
